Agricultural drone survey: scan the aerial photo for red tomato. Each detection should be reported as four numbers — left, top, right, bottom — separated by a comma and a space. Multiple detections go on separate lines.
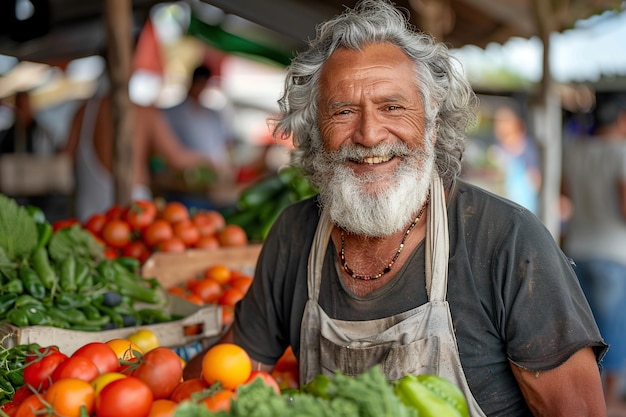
203, 389, 235, 412
168, 378, 208, 403
52, 218, 79, 232
158, 237, 186, 253
22, 348, 68, 391
245, 371, 281, 395
126, 200, 157, 231
173, 220, 201, 247
51, 355, 99, 383
105, 205, 125, 221
84, 213, 107, 236
143, 219, 174, 248
72, 342, 120, 375
193, 278, 222, 304
122, 240, 151, 263
103, 247, 119, 260
15, 394, 46, 417
194, 235, 220, 249
132, 347, 183, 400
95, 376, 153, 417
101, 219, 132, 249
45, 377, 95, 417
218, 287, 245, 308
0, 400, 20, 417
11, 385, 32, 404
160, 201, 189, 224
192, 211, 225, 237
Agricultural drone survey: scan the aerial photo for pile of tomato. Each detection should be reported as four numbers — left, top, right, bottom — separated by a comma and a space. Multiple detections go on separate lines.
1, 339, 289, 417
167, 264, 253, 328
54, 200, 249, 264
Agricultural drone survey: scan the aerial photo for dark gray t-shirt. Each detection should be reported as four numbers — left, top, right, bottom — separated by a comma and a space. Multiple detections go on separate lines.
233, 179, 606, 416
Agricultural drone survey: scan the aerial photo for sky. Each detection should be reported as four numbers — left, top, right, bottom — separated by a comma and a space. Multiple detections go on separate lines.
452, 8, 626, 84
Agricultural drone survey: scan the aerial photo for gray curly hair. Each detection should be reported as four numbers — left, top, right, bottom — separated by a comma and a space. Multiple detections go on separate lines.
271, 0, 478, 188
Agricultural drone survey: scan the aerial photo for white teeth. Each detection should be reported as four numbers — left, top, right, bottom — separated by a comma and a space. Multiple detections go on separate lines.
362, 155, 392, 164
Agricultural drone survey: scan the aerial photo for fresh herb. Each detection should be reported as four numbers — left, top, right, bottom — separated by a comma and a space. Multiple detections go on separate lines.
0, 194, 38, 260
48, 224, 105, 265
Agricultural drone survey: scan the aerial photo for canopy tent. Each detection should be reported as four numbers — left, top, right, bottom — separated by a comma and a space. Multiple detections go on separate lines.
0, 0, 622, 235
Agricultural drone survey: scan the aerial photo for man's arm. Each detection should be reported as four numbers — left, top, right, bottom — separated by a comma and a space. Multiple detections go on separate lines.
510, 347, 606, 417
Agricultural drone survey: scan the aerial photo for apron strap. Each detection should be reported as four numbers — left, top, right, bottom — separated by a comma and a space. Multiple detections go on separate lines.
425, 174, 449, 302
307, 208, 333, 301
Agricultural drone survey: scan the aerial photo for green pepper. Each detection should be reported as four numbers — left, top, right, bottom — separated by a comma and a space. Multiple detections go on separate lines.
4, 369, 24, 386
81, 304, 102, 321
394, 374, 469, 417
47, 306, 86, 325
31, 246, 58, 290
23, 305, 48, 325
19, 264, 46, 300
0, 375, 12, 393
96, 260, 116, 284
95, 303, 124, 328
6, 307, 30, 327
35, 222, 53, 250
0, 293, 18, 315
114, 257, 141, 274
59, 256, 77, 292
137, 308, 172, 324
75, 260, 92, 291
112, 264, 162, 304
14, 294, 44, 308
302, 373, 332, 399
2, 278, 24, 294
55, 292, 91, 309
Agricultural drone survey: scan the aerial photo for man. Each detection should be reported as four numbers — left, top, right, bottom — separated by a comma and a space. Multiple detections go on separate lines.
186, 1, 607, 415
562, 92, 626, 415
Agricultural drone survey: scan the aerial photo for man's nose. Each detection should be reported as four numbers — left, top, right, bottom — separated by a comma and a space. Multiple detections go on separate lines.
354, 110, 387, 147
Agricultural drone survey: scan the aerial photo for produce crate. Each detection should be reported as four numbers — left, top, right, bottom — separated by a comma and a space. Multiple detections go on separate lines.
0, 294, 221, 356
141, 244, 263, 288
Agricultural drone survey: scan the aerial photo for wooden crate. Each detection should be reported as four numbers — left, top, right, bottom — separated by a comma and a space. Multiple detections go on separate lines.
141, 244, 263, 288
0, 295, 221, 356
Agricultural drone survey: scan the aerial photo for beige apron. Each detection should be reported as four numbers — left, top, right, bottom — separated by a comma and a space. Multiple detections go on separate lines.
299, 175, 487, 417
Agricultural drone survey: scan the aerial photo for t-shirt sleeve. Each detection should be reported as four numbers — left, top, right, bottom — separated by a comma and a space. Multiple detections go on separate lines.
494, 209, 607, 370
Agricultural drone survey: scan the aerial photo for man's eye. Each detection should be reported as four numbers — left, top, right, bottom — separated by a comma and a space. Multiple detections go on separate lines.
387, 105, 402, 111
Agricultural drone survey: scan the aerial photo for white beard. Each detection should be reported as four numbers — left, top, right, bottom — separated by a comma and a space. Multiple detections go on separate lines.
316, 139, 435, 237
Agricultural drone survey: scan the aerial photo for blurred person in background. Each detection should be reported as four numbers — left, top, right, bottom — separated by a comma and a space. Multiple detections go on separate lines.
491, 103, 541, 215
562, 91, 626, 415
186, 1, 607, 415
163, 64, 236, 209
0, 90, 54, 155
63, 91, 215, 222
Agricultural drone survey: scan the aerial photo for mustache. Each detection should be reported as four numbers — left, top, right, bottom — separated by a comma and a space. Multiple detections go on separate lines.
323, 142, 415, 163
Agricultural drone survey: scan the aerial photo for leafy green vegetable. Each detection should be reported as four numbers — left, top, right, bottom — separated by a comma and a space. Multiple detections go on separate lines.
172, 366, 417, 417
48, 224, 105, 265
0, 194, 38, 259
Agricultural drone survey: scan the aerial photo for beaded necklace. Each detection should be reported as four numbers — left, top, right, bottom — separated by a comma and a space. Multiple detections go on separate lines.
340, 195, 430, 281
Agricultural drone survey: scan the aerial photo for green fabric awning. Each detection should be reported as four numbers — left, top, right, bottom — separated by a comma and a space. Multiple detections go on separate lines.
187, 13, 294, 67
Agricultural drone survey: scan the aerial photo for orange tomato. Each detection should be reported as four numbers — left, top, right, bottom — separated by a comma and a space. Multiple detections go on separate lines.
143, 220, 174, 248
148, 399, 177, 417
201, 343, 251, 390
216, 224, 248, 247
185, 293, 204, 305
45, 378, 95, 417
160, 201, 189, 224
203, 390, 235, 412
204, 264, 231, 285
193, 278, 223, 304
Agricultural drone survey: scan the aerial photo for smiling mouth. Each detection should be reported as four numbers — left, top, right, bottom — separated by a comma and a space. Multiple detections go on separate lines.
355, 155, 393, 165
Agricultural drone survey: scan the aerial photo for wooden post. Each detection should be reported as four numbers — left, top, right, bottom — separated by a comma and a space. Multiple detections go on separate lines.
531, 0, 562, 240
104, 0, 134, 207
